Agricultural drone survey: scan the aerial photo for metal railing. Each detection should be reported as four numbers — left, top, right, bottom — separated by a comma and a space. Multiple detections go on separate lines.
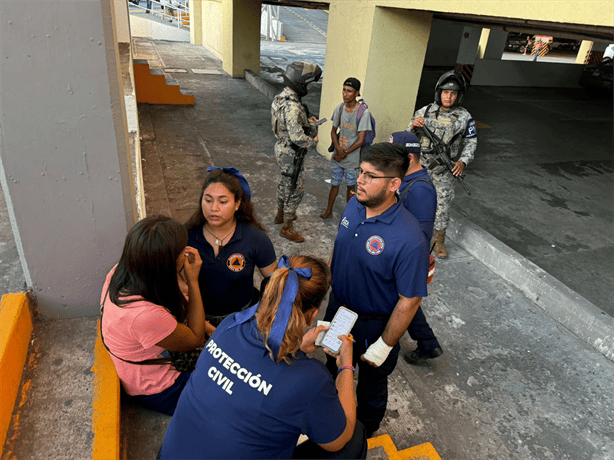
128, 0, 190, 30
261, 5, 282, 41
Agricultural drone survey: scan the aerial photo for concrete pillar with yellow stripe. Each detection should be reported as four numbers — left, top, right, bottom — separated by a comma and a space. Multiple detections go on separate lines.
222, 0, 261, 78
317, 3, 432, 157
190, 0, 203, 46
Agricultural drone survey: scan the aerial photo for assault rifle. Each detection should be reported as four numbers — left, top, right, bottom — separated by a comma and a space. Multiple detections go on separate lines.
283, 118, 328, 194
415, 125, 471, 196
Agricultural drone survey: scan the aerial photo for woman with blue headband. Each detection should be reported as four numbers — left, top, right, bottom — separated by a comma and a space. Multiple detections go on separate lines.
159, 255, 367, 459
184, 167, 277, 329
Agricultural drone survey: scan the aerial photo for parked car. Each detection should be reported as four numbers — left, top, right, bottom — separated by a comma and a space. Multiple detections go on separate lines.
505, 32, 529, 52
506, 33, 580, 55
550, 37, 581, 51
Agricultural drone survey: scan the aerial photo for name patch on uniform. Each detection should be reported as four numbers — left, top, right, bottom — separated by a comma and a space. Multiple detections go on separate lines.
227, 253, 246, 272
366, 236, 385, 255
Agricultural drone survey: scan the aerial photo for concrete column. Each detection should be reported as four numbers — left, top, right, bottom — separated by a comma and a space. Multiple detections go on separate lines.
317, 1, 376, 157
456, 26, 482, 65
365, 8, 432, 140
424, 19, 464, 67
222, 0, 261, 78
190, 0, 203, 46
477, 29, 490, 60
576, 41, 609, 64
575, 41, 593, 64
114, 0, 131, 43
317, 4, 432, 157
0, 0, 135, 318
481, 29, 508, 60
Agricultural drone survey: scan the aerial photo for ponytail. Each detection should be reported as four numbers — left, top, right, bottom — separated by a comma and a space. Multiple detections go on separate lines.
256, 256, 330, 363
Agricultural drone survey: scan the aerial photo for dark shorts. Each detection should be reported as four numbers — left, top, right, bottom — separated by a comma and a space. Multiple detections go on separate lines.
131, 370, 192, 416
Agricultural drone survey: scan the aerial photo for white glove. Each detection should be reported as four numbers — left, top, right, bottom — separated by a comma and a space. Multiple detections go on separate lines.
362, 337, 393, 367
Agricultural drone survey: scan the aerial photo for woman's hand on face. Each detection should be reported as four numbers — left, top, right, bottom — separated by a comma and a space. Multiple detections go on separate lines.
182, 246, 202, 284
300, 324, 328, 354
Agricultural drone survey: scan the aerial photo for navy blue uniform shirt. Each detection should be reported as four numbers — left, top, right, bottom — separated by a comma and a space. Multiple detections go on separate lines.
331, 197, 429, 315
160, 314, 346, 459
398, 168, 437, 242
188, 222, 276, 316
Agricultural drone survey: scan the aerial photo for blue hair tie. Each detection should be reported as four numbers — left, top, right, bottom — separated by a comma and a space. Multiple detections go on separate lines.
206, 166, 251, 199
268, 256, 312, 360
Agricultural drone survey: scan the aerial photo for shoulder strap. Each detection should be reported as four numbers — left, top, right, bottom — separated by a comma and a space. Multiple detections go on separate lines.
400, 177, 434, 201
356, 101, 368, 123
100, 289, 171, 366
423, 104, 433, 119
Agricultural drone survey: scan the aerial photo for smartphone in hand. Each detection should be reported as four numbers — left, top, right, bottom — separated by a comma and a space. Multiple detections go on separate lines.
315, 307, 358, 354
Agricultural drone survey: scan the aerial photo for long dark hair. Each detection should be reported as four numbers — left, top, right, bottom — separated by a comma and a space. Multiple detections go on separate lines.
257, 255, 330, 363
185, 169, 265, 232
108, 215, 188, 321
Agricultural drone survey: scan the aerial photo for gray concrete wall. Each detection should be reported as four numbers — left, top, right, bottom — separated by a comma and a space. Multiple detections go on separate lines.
424, 19, 463, 67
0, 0, 133, 318
471, 59, 585, 86
456, 26, 482, 65
483, 29, 508, 60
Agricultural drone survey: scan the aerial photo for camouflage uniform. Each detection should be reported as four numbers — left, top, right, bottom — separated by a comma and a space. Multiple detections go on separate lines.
409, 103, 477, 232
271, 87, 317, 220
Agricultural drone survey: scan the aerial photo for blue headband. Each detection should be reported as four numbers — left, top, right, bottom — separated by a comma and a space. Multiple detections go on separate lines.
206, 167, 251, 199
268, 256, 312, 360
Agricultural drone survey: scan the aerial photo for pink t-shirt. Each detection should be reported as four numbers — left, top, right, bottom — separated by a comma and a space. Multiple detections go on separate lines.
100, 269, 180, 396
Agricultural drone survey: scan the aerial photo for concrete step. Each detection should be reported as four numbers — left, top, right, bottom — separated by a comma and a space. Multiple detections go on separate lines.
0, 294, 32, 456
0, 292, 119, 460
120, 397, 442, 459
133, 60, 194, 105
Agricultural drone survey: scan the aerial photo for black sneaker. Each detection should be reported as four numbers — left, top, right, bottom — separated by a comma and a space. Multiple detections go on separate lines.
403, 347, 444, 365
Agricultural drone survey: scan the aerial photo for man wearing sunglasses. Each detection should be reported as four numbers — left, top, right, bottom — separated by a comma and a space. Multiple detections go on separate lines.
324, 143, 429, 438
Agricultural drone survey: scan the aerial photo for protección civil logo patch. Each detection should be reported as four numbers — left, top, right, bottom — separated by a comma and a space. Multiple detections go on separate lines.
366, 236, 385, 255
227, 253, 246, 272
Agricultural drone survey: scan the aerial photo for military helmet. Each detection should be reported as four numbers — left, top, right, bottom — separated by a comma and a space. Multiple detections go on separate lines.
434, 70, 467, 106
282, 61, 322, 97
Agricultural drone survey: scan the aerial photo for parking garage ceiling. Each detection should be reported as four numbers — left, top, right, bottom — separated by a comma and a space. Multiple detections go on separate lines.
261, 1, 613, 42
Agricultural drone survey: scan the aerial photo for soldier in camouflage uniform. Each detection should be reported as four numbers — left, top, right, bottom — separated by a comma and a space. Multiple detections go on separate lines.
271, 62, 322, 243
408, 70, 477, 258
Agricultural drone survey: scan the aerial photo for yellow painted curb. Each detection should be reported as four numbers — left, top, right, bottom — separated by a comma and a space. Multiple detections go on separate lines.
91, 320, 120, 460
368, 434, 442, 460
0, 293, 33, 452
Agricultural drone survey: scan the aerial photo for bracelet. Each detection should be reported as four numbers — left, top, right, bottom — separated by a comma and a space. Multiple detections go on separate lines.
337, 365, 355, 375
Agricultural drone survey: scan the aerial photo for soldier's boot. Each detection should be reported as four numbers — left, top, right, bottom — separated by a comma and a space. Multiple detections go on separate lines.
274, 208, 297, 225
280, 219, 305, 243
434, 231, 448, 259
